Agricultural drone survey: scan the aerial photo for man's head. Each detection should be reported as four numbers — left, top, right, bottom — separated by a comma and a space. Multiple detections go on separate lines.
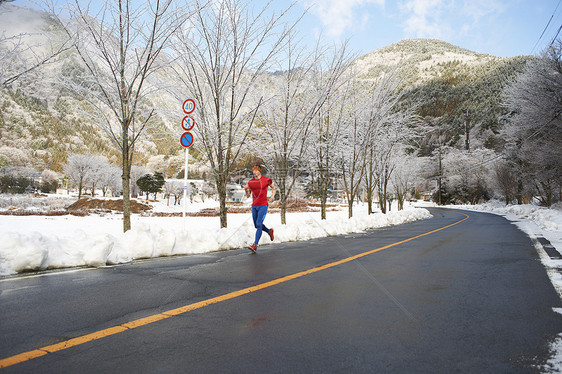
252, 165, 262, 178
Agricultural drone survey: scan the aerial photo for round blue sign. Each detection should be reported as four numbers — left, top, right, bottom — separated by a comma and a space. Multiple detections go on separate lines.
180, 132, 194, 148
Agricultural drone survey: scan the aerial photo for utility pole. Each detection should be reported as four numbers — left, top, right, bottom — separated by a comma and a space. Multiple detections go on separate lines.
465, 109, 470, 151
438, 141, 442, 205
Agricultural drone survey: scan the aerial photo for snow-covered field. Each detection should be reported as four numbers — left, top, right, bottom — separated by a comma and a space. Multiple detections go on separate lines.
0, 196, 431, 276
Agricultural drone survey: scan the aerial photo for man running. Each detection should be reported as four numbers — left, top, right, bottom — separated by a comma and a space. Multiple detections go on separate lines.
244, 165, 276, 253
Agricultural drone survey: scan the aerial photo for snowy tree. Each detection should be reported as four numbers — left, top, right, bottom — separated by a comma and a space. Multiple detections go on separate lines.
304, 44, 355, 220
440, 147, 495, 204
392, 154, 423, 211
502, 40, 562, 206
338, 80, 369, 218
171, 0, 299, 228
0, 146, 30, 167
46, 0, 190, 231
361, 68, 418, 214
95, 160, 122, 197
163, 179, 184, 206
63, 153, 95, 199
130, 165, 149, 197
84, 155, 110, 197
253, 37, 353, 223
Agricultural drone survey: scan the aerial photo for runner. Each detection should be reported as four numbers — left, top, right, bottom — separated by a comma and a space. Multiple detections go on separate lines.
244, 165, 276, 253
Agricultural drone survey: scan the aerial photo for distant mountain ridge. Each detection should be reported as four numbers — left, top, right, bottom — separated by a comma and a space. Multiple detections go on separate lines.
355, 38, 515, 83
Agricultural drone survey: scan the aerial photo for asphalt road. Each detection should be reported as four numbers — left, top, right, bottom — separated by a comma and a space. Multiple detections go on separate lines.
1, 208, 562, 373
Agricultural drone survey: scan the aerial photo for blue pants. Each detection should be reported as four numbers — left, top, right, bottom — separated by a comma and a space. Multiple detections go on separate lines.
252, 205, 270, 245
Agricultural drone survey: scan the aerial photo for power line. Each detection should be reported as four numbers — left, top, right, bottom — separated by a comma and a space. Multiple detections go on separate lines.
549, 23, 562, 46
531, 0, 562, 54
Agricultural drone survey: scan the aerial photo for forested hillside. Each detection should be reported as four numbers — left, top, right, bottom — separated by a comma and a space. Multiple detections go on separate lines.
356, 39, 532, 153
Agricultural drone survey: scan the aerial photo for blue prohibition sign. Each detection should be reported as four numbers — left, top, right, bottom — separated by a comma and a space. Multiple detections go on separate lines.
180, 132, 194, 148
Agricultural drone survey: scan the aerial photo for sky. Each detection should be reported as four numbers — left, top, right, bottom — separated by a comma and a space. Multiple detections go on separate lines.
8, 0, 562, 58
274, 0, 562, 57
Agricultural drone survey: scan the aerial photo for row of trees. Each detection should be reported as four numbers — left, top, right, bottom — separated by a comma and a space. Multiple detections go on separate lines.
62, 153, 215, 203
500, 40, 562, 207
63, 153, 122, 199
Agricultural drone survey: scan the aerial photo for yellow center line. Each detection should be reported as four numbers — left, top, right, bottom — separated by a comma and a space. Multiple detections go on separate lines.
0, 212, 469, 369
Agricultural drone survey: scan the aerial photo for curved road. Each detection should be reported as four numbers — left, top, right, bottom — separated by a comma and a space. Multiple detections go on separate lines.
1, 208, 561, 373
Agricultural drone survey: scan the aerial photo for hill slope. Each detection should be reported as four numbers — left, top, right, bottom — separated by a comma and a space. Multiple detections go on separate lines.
354, 38, 532, 152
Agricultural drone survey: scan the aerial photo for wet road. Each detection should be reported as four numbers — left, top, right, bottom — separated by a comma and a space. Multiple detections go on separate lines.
1, 208, 561, 373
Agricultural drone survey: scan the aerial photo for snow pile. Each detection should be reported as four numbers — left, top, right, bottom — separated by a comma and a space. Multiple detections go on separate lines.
465, 200, 561, 232
0, 206, 431, 276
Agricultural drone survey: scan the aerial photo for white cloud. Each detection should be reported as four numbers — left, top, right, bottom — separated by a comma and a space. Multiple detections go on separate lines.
461, 0, 507, 21
398, 0, 509, 40
305, 0, 385, 38
399, 0, 447, 38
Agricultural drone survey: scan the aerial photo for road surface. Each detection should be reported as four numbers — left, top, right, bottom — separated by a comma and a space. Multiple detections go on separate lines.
1, 208, 561, 373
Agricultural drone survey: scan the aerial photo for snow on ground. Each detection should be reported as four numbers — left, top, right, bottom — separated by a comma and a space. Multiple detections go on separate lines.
0, 197, 431, 276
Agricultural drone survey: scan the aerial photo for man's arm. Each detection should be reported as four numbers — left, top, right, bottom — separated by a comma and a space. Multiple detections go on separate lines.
268, 183, 276, 203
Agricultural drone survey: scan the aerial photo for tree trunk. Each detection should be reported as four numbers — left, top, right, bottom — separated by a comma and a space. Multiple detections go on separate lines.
320, 173, 327, 220
367, 189, 374, 215
217, 176, 228, 228
78, 177, 83, 199
122, 138, 132, 232
280, 193, 287, 225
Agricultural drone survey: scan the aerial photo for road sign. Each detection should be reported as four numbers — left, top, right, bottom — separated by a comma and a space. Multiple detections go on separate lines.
180, 132, 194, 148
183, 99, 195, 114
181, 116, 195, 131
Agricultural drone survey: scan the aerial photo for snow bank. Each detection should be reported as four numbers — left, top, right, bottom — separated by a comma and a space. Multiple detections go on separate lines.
0, 207, 431, 276
455, 200, 562, 232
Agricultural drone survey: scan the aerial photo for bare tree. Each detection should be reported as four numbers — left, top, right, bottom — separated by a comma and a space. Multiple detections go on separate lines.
46, 0, 189, 231
171, 0, 300, 228
253, 37, 351, 223
362, 68, 417, 214
306, 43, 355, 220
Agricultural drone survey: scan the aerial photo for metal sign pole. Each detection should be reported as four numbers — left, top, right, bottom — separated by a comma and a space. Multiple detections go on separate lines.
183, 147, 188, 231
